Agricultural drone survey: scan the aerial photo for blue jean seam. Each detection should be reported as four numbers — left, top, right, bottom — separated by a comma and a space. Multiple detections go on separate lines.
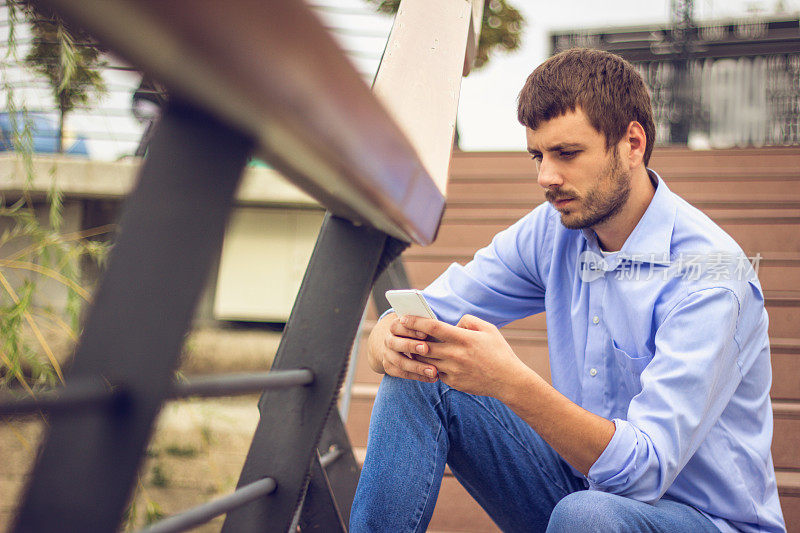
439, 386, 577, 497
409, 420, 445, 533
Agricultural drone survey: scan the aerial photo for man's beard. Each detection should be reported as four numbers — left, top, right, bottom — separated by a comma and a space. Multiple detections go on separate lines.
547, 148, 631, 230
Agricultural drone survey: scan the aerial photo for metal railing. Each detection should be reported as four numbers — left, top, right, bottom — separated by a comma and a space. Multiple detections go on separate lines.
4, 0, 482, 531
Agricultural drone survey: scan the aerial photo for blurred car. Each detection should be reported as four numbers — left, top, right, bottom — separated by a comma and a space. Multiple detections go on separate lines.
0, 112, 89, 156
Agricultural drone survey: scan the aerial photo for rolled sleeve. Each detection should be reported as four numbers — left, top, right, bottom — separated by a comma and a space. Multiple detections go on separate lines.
587, 287, 744, 503
423, 205, 551, 327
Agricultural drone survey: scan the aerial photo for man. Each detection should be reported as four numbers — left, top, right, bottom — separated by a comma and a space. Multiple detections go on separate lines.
350, 49, 785, 532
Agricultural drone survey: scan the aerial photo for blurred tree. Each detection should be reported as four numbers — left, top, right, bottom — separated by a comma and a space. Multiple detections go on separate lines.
367, 0, 525, 70
21, 2, 106, 153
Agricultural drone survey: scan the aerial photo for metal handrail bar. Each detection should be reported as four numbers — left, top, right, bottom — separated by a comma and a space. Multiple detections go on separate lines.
137, 477, 277, 533
173, 369, 314, 398
0, 370, 315, 416
35, 0, 452, 245
0, 381, 120, 417
318, 446, 344, 469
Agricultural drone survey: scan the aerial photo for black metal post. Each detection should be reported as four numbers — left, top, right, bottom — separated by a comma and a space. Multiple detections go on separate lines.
312, 409, 361, 526
12, 102, 253, 533
222, 213, 386, 533
299, 453, 347, 533
371, 257, 411, 315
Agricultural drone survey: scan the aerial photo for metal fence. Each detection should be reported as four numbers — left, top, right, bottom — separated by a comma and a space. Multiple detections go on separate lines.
636, 55, 800, 148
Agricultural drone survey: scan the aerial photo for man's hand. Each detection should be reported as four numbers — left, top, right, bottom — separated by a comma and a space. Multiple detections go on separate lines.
367, 312, 439, 382
401, 314, 532, 399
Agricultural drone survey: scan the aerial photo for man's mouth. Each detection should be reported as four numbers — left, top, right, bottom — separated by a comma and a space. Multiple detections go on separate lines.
553, 198, 574, 208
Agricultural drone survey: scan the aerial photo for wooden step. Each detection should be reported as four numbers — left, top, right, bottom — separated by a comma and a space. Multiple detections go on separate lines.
776, 470, 800, 532
402, 250, 800, 299
352, 327, 551, 386
441, 205, 800, 224
447, 147, 800, 180
447, 176, 800, 200
347, 401, 800, 532
431, 219, 800, 253
354, 327, 799, 403
347, 385, 800, 467
350, 448, 500, 532
446, 193, 800, 209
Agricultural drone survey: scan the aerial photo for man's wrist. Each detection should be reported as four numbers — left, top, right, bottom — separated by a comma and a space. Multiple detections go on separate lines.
367, 312, 396, 374
496, 362, 540, 407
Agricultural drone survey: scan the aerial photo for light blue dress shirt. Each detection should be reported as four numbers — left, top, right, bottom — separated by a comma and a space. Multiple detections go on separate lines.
418, 170, 785, 532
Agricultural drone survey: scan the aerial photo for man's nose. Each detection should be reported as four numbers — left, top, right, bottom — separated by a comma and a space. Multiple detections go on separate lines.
536, 158, 563, 189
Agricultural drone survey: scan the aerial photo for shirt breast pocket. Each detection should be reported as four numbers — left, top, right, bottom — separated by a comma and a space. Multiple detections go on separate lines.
610, 339, 653, 395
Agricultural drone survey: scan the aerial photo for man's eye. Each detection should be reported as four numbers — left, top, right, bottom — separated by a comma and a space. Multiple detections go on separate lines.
560, 151, 578, 159
530, 154, 543, 162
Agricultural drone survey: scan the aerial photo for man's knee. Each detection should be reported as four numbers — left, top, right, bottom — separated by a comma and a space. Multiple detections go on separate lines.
546, 490, 630, 533
375, 374, 446, 410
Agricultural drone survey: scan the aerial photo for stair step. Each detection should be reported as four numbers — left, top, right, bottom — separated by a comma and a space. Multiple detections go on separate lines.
350, 449, 800, 532
447, 147, 800, 181
347, 384, 800, 471
351, 445, 499, 532
402, 250, 800, 295
431, 219, 800, 252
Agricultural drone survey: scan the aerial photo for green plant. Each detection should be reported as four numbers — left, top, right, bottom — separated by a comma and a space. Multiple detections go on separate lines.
144, 501, 166, 525
164, 443, 199, 458
20, 1, 107, 153
150, 463, 169, 488
366, 0, 525, 70
0, 0, 111, 392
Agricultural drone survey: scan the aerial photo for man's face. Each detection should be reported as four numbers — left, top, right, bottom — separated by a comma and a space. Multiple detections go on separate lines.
526, 109, 631, 230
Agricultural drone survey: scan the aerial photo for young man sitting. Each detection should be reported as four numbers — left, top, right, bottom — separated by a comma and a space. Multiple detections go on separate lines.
350, 48, 785, 533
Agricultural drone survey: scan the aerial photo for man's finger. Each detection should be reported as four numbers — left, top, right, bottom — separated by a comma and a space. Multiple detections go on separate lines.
389, 318, 428, 340
385, 334, 431, 357
385, 350, 438, 379
400, 315, 467, 343
456, 313, 490, 331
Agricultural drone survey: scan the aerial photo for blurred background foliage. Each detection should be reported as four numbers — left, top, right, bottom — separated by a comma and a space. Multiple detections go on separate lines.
366, 0, 525, 69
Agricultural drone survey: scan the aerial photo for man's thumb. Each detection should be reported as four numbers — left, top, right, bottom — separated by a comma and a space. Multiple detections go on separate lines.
457, 314, 485, 331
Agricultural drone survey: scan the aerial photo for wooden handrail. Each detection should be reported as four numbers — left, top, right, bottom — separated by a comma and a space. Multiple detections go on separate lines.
37, 0, 482, 245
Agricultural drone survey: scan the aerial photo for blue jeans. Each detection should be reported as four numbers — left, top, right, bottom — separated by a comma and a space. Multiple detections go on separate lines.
350, 375, 721, 532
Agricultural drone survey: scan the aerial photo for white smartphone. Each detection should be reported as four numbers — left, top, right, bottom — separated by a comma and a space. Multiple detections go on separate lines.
385, 289, 440, 346
385, 289, 437, 320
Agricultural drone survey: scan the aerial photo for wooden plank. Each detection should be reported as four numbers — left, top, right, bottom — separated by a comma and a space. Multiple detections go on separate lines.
40, 0, 445, 244
372, 0, 471, 194
773, 402, 800, 470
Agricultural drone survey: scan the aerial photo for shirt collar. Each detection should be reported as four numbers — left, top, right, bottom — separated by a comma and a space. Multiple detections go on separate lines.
580, 169, 675, 266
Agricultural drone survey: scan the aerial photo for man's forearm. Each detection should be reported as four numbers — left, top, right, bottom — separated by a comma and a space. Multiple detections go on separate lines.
499, 366, 615, 476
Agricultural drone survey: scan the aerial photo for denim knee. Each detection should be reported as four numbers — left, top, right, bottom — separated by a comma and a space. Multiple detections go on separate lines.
377, 374, 447, 407
547, 490, 626, 533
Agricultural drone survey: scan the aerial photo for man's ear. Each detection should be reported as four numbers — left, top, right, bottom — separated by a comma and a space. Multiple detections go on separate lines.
626, 120, 647, 168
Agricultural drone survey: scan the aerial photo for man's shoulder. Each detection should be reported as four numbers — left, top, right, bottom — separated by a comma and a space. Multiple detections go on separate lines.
661, 191, 764, 308
670, 193, 743, 256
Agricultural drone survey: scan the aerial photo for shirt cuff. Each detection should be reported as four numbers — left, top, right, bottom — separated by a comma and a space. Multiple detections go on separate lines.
586, 418, 636, 491
378, 308, 396, 322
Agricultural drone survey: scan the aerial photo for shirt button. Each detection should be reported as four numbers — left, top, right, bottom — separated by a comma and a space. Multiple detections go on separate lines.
589, 368, 598, 377
592, 315, 600, 324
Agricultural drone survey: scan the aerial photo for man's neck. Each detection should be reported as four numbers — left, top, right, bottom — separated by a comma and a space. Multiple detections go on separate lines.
594, 166, 656, 252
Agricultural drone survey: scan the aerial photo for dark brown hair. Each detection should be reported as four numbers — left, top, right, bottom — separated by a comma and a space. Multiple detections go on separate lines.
517, 48, 656, 166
